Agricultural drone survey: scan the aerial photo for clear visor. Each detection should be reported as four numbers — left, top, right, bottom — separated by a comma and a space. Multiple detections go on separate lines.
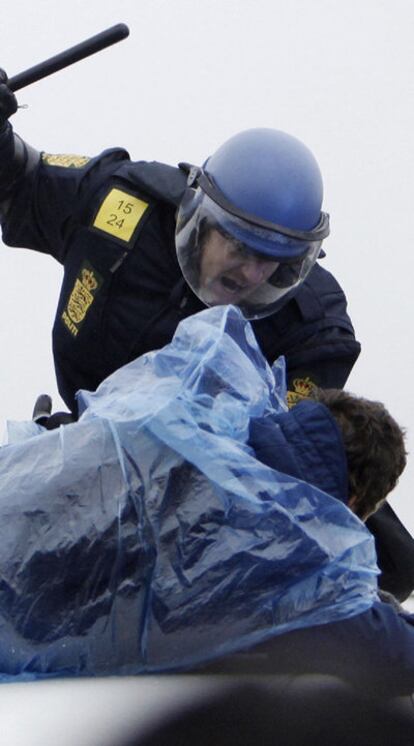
175, 189, 322, 320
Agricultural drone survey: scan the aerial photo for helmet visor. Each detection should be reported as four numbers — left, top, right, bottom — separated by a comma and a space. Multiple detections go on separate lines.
176, 188, 322, 320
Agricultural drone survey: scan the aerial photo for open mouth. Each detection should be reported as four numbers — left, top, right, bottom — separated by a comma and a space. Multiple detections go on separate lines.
220, 276, 246, 294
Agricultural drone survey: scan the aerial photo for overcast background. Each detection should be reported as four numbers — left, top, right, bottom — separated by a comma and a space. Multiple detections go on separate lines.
0, 1, 413, 742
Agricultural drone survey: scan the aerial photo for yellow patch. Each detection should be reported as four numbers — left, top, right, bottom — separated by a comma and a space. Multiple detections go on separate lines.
42, 153, 90, 168
66, 279, 94, 324
93, 188, 149, 243
287, 376, 317, 409
62, 262, 103, 337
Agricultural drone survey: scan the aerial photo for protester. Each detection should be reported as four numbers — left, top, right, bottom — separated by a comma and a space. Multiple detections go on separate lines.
0, 306, 412, 695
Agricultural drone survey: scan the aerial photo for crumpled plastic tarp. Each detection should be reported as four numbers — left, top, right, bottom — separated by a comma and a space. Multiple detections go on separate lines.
0, 305, 378, 681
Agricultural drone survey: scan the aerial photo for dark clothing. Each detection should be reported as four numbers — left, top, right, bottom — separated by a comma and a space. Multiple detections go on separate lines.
216, 402, 414, 698
199, 600, 414, 698
366, 503, 414, 602
131, 678, 414, 746
0, 307, 412, 693
251, 403, 414, 602
0, 124, 413, 602
0, 138, 360, 414
250, 399, 349, 505
0, 319, 380, 682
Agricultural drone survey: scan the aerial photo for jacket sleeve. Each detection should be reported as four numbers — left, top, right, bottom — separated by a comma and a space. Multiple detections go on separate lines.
286, 263, 361, 391
0, 122, 129, 263
253, 262, 361, 401
0, 122, 40, 210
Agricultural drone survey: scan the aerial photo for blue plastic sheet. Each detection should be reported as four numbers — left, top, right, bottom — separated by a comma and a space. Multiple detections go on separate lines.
0, 306, 378, 681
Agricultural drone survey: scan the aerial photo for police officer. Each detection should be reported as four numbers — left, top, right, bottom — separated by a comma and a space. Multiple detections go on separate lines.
0, 73, 358, 413
0, 70, 412, 602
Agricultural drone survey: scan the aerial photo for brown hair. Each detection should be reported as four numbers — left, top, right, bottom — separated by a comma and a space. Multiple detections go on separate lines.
312, 389, 407, 520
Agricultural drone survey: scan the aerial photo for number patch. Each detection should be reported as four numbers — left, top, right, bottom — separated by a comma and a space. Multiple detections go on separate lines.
93, 188, 149, 243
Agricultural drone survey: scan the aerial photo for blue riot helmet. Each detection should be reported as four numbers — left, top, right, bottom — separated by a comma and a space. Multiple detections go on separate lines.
175, 128, 330, 320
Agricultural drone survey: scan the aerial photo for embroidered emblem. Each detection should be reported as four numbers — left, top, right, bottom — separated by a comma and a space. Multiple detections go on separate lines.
61, 261, 103, 337
287, 376, 317, 409
92, 187, 149, 243
42, 153, 90, 168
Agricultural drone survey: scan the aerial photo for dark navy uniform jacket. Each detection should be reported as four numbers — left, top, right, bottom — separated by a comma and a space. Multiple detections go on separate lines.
0, 146, 360, 414
0, 131, 413, 602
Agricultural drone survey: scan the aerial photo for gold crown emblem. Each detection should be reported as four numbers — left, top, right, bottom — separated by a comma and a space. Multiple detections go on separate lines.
291, 377, 315, 397
81, 268, 98, 291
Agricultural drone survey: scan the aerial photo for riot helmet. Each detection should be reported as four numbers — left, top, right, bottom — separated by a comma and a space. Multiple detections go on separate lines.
175, 128, 330, 319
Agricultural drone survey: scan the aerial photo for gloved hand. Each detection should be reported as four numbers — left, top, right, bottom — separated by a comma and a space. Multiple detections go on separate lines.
32, 393, 75, 430
0, 69, 18, 128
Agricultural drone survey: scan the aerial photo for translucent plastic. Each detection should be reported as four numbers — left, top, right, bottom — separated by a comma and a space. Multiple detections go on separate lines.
175, 190, 321, 319
0, 306, 377, 681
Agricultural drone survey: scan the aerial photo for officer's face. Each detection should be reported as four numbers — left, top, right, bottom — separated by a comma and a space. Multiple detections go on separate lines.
199, 229, 279, 305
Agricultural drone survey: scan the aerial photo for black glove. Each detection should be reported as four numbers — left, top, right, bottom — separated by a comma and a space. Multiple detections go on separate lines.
0, 69, 18, 128
32, 394, 75, 430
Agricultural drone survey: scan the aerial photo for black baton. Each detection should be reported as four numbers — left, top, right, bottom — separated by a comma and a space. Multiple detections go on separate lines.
8, 23, 129, 92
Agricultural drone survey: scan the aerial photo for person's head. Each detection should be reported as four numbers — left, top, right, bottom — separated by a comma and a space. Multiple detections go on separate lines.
312, 388, 407, 521
175, 128, 329, 320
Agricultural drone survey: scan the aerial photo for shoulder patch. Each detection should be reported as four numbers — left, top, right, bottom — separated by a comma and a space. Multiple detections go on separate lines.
42, 153, 91, 168
287, 376, 317, 409
92, 187, 150, 243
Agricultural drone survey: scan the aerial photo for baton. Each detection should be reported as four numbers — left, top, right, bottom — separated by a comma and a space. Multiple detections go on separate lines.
7, 23, 130, 92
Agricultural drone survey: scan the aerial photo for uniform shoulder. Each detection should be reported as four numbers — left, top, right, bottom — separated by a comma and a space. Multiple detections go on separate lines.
305, 260, 345, 294
38, 148, 189, 216
113, 159, 188, 206
40, 146, 129, 174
